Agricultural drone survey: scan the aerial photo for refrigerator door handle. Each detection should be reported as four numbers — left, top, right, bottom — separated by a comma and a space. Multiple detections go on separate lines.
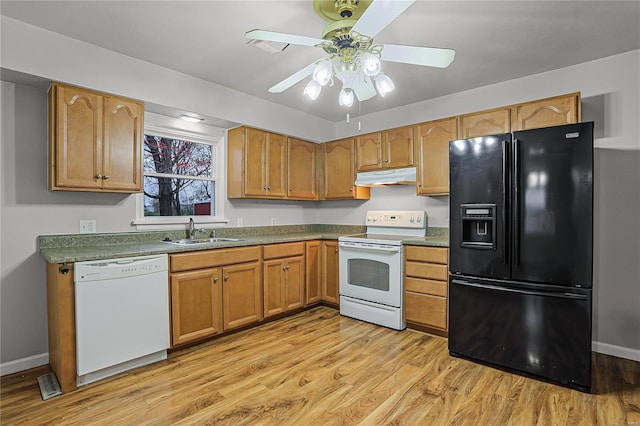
513, 138, 520, 265
451, 279, 588, 300
502, 139, 508, 264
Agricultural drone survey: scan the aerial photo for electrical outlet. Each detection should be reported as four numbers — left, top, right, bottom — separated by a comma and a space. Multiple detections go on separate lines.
79, 220, 96, 234
237, 218, 243, 227
271, 218, 277, 226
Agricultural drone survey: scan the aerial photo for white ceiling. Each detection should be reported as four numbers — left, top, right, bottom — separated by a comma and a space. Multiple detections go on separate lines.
2, 1, 639, 123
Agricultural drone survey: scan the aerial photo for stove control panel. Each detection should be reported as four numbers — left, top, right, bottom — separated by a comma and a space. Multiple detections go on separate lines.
365, 211, 427, 228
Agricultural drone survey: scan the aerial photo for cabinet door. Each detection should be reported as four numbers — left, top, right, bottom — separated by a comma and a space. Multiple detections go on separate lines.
244, 128, 267, 197
415, 117, 457, 196
513, 93, 580, 131
287, 138, 318, 200
52, 84, 103, 190
305, 241, 322, 305
355, 132, 382, 171
263, 259, 285, 317
266, 132, 287, 198
459, 108, 511, 138
284, 256, 305, 311
102, 96, 143, 192
383, 126, 414, 168
170, 268, 222, 346
321, 241, 339, 305
323, 138, 368, 200
223, 262, 263, 330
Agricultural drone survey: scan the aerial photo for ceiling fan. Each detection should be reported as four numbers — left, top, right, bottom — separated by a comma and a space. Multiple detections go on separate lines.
245, 0, 455, 107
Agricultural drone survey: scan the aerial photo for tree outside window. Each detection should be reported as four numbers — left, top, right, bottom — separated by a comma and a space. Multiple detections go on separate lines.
143, 135, 215, 216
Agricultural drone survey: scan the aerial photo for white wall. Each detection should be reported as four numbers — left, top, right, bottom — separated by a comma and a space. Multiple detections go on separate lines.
1, 14, 638, 371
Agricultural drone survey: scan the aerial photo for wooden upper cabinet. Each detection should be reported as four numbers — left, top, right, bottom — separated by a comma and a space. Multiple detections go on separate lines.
102, 96, 143, 191
355, 126, 414, 172
322, 138, 369, 200
227, 126, 286, 199
355, 132, 382, 171
48, 82, 142, 193
382, 125, 414, 169
287, 138, 318, 200
512, 92, 581, 131
415, 117, 457, 196
459, 107, 511, 139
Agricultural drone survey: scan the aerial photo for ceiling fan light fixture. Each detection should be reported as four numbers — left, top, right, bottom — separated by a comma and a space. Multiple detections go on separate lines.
338, 87, 355, 107
375, 73, 395, 97
304, 79, 322, 100
312, 59, 333, 86
360, 52, 381, 76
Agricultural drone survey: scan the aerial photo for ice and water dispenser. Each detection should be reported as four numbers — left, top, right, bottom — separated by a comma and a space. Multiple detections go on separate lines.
460, 204, 496, 249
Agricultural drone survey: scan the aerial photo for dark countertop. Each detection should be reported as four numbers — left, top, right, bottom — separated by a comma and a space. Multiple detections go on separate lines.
39, 225, 449, 263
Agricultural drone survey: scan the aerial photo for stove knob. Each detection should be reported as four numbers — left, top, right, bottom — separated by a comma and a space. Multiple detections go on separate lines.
367, 217, 372, 222
373, 217, 378, 222
410, 217, 415, 223
417, 216, 422, 223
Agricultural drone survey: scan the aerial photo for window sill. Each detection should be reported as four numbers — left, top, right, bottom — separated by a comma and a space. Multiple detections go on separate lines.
132, 216, 229, 231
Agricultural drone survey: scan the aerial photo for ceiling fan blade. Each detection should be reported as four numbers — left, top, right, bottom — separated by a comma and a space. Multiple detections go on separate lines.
268, 63, 317, 93
381, 44, 455, 68
353, 76, 376, 102
350, 0, 415, 38
245, 29, 324, 47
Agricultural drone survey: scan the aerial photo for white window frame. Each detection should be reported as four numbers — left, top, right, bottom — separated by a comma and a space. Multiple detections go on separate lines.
133, 121, 227, 230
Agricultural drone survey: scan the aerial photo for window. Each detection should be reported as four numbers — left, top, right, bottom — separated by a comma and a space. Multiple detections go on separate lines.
143, 135, 214, 216
134, 119, 226, 229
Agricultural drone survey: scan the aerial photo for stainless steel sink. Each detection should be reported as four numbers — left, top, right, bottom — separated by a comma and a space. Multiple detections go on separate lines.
162, 237, 240, 245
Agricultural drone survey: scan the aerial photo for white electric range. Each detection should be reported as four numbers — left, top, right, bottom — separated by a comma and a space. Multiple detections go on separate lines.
338, 210, 427, 330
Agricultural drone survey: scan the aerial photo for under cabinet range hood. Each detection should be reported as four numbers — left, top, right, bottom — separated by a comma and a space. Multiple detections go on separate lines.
354, 167, 417, 186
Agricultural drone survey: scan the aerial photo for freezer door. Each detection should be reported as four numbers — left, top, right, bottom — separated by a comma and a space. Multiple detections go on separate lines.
449, 134, 510, 279
511, 122, 593, 287
448, 275, 591, 392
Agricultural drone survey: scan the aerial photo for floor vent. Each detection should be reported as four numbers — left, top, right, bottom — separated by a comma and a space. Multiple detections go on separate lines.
37, 372, 62, 400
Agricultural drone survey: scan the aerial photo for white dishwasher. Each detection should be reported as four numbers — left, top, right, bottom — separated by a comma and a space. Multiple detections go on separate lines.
74, 254, 169, 386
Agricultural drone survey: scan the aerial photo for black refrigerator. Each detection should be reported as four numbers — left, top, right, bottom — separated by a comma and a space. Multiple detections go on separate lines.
448, 122, 593, 393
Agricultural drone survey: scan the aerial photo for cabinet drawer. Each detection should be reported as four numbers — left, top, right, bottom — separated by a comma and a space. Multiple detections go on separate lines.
405, 291, 447, 330
405, 277, 447, 297
263, 242, 304, 260
405, 261, 448, 281
170, 246, 261, 272
405, 246, 448, 264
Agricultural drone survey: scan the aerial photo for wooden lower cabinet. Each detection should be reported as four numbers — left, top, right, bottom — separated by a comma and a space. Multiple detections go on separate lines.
222, 262, 263, 330
263, 242, 305, 317
305, 241, 322, 305
404, 246, 449, 333
321, 240, 340, 305
170, 268, 222, 346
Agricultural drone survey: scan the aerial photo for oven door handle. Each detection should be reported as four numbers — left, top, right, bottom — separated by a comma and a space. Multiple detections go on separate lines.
338, 242, 401, 253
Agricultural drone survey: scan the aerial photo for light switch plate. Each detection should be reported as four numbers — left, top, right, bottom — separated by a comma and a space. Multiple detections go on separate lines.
79, 220, 96, 234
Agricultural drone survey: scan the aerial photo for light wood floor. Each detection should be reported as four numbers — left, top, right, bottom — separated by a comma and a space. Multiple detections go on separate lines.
2, 307, 639, 425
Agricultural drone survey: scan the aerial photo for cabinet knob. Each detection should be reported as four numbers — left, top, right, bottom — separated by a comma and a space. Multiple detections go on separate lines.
224, 275, 230, 281
285, 265, 290, 270
214, 277, 219, 283
263, 186, 267, 190
267, 186, 271, 190
103, 175, 110, 180
377, 160, 381, 164
349, 188, 353, 192
95, 174, 102, 179
288, 187, 293, 191
384, 159, 388, 163
335, 248, 338, 253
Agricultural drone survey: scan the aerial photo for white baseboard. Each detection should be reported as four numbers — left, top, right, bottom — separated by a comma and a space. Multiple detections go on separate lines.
0, 352, 49, 376
593, 341, 640, 362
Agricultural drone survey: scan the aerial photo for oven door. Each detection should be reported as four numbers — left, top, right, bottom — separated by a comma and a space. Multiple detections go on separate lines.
338, 241, 402, 307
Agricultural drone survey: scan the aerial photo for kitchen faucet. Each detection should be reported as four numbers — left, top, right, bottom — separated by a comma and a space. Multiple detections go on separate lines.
189, 218, 207, 239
